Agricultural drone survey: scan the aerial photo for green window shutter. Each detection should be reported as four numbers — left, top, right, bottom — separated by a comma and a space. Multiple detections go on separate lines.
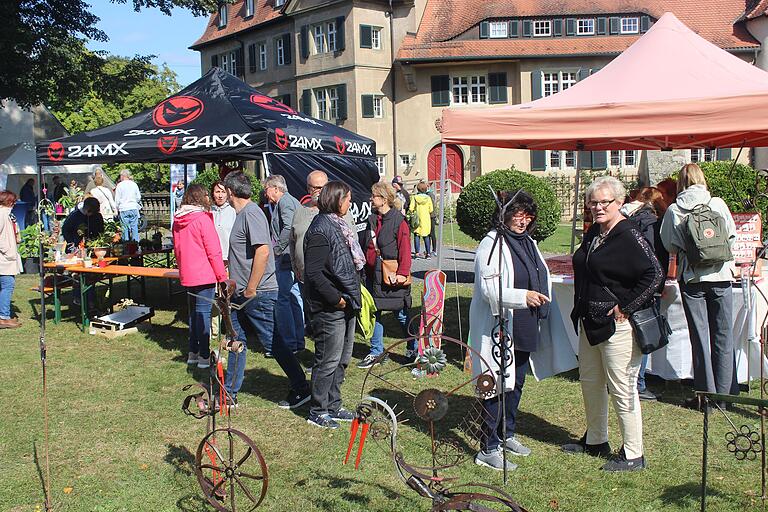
488, 72, 507, 104
283, 34, 292, 65
716, 148, 731, 161
301, 89, 312, 115
590, 67, 601, 75
530, 70, 543, 100
609, 17, 620, 34
431, 75, 450, 106
531, 151, 547, 171
300, 25, 309, 59
479, 21, 489, 39
553, 19, 563, 36
235, 47, 244, 77
578, 151, 593, 170
592, 151, 607, 169
211, 54, 219, 68
577, 68, 590, 81
360, 25, 372, 48
248, 44, 256, 73
522, 20, 532, 37
640, 15, 651, 32
565, 18, 576, 36
336, 16, 346, 51
509, 20, 519, 38
361, 95, 374, 118
336, 84, 347, 120
282, 94, 291, 108
597, 17, 607, 35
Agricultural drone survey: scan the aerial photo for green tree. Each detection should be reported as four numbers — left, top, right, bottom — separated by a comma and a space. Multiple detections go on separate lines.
1, 0, 216, 109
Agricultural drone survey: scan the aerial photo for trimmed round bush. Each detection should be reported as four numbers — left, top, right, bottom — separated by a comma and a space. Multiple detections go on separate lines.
191, 166, 262, 198
456, 168, 561, 242
696, 160, 756, 214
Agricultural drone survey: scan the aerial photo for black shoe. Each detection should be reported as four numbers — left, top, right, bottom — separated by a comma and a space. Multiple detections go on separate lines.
561, 433, 611, 458
638, 388, 658, 401
329, 408, 355, 422
683, 396, 712, 412
601, 447, 646, 472
264, 351, 274, 359
307, 413, 339, 429
277, 389, 310, 409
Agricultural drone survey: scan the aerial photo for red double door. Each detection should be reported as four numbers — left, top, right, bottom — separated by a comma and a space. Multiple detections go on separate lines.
427, 144, 464, 193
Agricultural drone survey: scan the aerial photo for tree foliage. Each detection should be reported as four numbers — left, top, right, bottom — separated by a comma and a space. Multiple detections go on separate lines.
192, 167, 263, 198
456, 168, 561, 242
1, 0, 215, 110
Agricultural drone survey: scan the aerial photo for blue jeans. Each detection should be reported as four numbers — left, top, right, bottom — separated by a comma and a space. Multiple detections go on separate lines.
414, 236, 431, 255
187, 284, 214, 358
0, 275, 16, 319
226, 290, 308, 398
481, 351, 530, 451
120, 209, 139, 242
370, 308, 412, 356
275, 260, 305, 352
637, 354, 649, 392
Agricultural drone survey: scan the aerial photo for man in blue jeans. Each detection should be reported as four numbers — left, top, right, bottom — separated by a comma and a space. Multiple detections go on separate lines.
222, 171, 310, 409
114, 169, 142, 241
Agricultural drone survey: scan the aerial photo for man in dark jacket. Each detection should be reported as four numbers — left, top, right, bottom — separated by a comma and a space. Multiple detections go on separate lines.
62, 197, 104, 250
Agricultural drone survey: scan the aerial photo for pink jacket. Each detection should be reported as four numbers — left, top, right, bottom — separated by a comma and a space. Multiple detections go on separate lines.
172, 206, 227, 287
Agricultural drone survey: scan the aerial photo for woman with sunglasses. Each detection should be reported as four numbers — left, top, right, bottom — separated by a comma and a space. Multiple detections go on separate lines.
469, 189, 551, 472
564, 176, 663, 472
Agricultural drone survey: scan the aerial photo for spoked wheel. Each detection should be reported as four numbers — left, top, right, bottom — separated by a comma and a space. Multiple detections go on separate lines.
194, 427, 269, 511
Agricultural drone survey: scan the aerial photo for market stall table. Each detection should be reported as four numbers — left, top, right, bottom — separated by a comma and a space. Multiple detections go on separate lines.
42, 259, 117, 324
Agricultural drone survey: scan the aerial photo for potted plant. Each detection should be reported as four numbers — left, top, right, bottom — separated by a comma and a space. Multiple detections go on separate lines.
18, 224, 55, 273
56, 185, 83, 213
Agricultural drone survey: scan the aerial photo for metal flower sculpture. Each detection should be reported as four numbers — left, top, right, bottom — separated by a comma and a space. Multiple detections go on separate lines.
418, 346, 448, 375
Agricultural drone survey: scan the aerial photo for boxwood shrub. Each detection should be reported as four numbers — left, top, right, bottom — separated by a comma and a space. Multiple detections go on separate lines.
456, 168, 561, 242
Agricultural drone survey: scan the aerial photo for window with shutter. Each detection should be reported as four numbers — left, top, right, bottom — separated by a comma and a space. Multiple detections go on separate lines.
597, 17, 607, 35
716, 148, 731, 161
578, 151, 593, 170
248, 44, 256, 73
236, 47, 244, 78
282, 94, 291, 108
336, 16, 345, 51
553, 19, 563, 37
336, 84, 347, 120
300, 26, 309, 59
431, 75, 450, 107
301, 89, 312, 115
211, 54, 219, 68
259, 43, 267, 70
479, 21, 489, 39
609, 17, 620, 34
509, 20, 519, 38
218, 4, 227, 28
565, 18, 575, 36
361, 95, 374, 118
283, 34, 292, 65
530, 70, 543, 100
531, 151, 547, 171
360, 25, 373, 48
640, 15, 651, 32
488, 72, 507, 104
592, 151, 607, 169
522, 20, 532, 37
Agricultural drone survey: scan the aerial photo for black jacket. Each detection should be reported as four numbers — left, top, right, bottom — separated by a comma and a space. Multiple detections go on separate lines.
303, 214, 361, 314
361, 209, 412, 311
62, 208, 104, 248
571, 219, 664, 345
627, 206, 670, 281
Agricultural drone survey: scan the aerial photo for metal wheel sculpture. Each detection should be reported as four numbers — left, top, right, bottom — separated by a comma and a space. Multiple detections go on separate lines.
345, 332, 529, 512
181, 284, 269, 511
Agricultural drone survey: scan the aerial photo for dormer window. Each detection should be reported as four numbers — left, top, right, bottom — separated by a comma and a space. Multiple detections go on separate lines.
275, 0, 285, 7
577, 19, 595, 35
218, 4, 227, 28
489, 21, 508, 38
620, 17, 639, 34
245, 0, 254, 17
533, 20, 551, 37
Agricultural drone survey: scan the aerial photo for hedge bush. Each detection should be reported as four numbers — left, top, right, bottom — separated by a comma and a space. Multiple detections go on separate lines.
456, 168, 561, 242
695, 161, 756, 214
191, 166, 263, 198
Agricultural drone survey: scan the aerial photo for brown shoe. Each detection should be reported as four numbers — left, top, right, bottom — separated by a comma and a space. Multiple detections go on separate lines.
0, 318, 21, 329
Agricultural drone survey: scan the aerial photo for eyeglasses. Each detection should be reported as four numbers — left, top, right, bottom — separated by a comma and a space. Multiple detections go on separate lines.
308, 184, 324, 191
511, 213, 535, 223
587, 199, 616, 209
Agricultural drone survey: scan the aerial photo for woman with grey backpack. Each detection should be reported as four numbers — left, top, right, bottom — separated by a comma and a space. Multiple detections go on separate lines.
660, 163, 738, 411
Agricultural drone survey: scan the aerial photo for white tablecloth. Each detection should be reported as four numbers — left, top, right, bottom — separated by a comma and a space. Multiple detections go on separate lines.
546, 277, 768, 384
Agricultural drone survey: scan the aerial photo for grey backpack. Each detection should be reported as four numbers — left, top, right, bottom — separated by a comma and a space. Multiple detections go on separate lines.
681, 200, 732, 267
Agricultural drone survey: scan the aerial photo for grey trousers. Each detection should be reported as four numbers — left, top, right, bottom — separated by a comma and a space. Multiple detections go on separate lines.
309, 309, 355, 418
679, 281, 737, 395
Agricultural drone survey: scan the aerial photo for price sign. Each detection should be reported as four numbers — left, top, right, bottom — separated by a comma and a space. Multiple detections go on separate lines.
731, 212, 762, 264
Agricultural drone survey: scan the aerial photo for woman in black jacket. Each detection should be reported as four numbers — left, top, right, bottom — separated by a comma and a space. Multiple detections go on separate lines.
304, 181, 364, 429
563, 177, 663, 472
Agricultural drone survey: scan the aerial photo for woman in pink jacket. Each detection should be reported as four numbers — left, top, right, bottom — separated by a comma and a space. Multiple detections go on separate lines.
173, 184, 228, 369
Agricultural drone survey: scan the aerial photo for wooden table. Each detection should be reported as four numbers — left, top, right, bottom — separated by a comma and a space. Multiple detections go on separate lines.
66, 264, 180, 329
113, 247, 175, 268
42, 259, 117, 324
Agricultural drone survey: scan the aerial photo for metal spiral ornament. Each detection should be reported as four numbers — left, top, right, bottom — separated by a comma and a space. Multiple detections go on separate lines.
725, 425, 762, 461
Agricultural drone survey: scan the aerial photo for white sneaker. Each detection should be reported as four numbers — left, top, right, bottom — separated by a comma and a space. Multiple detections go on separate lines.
197, 357, 210, 369
187, 352, 198, 364
505, 436, 531, 456
474, 447, 518, 471
404, 349, 418, 361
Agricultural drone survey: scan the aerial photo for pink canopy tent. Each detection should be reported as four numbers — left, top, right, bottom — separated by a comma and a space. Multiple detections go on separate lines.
441, 12, 768, 151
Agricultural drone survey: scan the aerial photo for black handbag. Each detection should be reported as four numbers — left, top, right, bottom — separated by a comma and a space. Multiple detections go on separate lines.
627, 296, 672, 354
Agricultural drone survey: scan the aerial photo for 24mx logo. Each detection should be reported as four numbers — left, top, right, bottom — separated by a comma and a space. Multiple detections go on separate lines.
274, 130, 323, 151
180, 133, 251, 150
68, 143, 128, 158
333, 136, 372, 156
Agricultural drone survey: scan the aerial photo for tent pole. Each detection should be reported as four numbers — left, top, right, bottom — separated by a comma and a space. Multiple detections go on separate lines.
36, 165, 52, 511
436, 143, 448, 270
570, 164, 581, 253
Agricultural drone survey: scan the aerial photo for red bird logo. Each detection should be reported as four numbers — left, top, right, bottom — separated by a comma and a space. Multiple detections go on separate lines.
157, 136, 179, 154
152, 96, 204, 127
274, 128, 289, 150
47, 142, 65, 161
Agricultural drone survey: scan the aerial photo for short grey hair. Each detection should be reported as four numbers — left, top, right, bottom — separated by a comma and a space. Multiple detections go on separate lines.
585, 176, 626, 204
223, 170, 252, 199
262, 174, 287, 193
120, 169, 132, 179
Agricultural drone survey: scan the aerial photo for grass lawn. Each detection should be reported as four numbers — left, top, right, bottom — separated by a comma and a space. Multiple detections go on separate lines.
1, 275, 762, 511
442, 222, 575, 255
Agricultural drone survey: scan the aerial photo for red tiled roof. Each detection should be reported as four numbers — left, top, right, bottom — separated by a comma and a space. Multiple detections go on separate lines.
745, 0, 768, 19
398, 0, 758, 61
191, 0, 286, 49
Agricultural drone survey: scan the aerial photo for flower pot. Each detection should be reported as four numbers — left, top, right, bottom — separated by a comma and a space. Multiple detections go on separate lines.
93, 247, 108, 260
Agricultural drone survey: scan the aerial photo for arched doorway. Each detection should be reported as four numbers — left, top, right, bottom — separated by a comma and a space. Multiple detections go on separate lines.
427, 144, 464, 193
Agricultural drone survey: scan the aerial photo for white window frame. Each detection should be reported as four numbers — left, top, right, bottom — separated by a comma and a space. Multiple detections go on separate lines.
564, 151, 576, 168
452, 76, 469, 104
275, 0, 285, 6
541, 71, 578, 97
620, 17, 639, 34
452, 75, 486, 105
399, 154, 412, 168
577, 19, 595, 35
245, 0, 254, 17
610, 150, 621, 166
371, 27, 382, 50
218, 4, 227, 28
313, 25, 326, 54
376, 155, 386, 176
624, 150, 637, 167
489, 21, 508, 38
470, 76, 486, 103
315, 87, 339, 121
533, 20, 552, 37
549, 150, 561, 169
691, 149, 716, 163
327, 21, 337, 52
373, 96, 383, 118
276, 38, 285, 66
221, 53, 228, 73
258, 43, 267, 70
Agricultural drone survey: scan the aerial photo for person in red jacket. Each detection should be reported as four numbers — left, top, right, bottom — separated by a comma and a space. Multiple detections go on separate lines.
173, 184, 229, 369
